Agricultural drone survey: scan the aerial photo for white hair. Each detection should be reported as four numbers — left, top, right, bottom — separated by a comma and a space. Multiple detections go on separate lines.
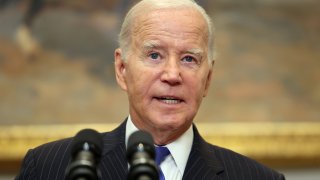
118, 0, 215, 63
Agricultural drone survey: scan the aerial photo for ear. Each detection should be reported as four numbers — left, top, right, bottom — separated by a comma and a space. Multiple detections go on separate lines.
203, 60, 214, 97
114, 48, 128, 91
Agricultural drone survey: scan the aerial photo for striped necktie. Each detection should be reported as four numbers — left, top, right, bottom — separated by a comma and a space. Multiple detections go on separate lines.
155, 146, 170, 180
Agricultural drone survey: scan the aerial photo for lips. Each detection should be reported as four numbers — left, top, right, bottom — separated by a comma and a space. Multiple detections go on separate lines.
154, 96, 184, 104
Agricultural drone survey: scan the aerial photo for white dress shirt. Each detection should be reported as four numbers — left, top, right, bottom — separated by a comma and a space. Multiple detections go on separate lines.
125, 115, 194, 180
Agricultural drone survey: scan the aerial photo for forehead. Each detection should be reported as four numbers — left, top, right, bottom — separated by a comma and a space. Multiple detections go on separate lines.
131, 7, 209, 49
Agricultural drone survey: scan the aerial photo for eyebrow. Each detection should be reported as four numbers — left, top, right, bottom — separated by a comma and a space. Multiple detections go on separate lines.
185, 48, 204, 57
142, 40, 204, 57
142, 40, 161, 50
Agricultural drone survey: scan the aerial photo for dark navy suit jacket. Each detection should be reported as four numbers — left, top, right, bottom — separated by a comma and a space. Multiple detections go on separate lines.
16, 120, 285, 180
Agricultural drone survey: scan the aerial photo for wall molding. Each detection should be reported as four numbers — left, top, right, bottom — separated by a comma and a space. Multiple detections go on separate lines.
1, 122, 320, 172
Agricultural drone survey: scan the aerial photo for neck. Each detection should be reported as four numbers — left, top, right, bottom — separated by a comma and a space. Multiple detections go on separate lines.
131, 118, 191, 145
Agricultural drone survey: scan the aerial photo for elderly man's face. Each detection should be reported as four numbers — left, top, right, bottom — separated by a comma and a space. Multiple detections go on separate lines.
115, 7, 213, 138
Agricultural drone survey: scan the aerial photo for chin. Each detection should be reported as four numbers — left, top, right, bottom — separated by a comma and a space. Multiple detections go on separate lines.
153, 116, 189, 130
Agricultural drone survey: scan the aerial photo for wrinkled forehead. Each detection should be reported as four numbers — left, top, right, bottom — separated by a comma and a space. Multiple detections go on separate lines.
131, 7, 209, 42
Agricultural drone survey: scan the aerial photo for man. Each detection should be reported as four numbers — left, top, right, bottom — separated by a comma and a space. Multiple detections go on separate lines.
16, 0, 285, 179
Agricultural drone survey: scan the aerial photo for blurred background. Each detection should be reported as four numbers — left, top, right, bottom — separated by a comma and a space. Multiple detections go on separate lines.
0, 0, 319, 179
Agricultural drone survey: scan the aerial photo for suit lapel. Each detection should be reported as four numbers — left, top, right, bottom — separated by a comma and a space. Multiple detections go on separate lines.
182, 125, 224, 180
96, 121, 225, 179
99, 120, 128, 179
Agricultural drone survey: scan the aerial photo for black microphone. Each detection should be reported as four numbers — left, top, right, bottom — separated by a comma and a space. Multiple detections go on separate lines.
127, 130, 158, 180
66, 129, 103, 180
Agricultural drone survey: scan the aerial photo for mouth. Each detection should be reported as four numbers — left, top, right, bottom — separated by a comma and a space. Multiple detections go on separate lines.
154, 96, 184, 104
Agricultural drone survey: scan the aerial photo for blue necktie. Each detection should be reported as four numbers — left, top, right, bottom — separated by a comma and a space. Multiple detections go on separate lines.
155, 146, 170, 180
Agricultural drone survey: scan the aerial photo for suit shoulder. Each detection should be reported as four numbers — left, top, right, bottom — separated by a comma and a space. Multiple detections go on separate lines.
207, 143, 285, 179
31, 137, 73, 161
16, 137, 73, 180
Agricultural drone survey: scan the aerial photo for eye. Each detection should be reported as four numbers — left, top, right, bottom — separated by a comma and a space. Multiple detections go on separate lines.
149, 52, 160, 60
182, 56, 196, 63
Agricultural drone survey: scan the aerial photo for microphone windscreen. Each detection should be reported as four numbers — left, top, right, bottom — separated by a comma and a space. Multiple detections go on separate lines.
70, 129, 103, 157
127, 130, 155, 159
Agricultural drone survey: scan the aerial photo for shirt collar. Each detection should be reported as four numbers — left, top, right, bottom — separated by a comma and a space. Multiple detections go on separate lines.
125, 115, 139, 148
166, 125, 193, 175
125, 115, 193, 175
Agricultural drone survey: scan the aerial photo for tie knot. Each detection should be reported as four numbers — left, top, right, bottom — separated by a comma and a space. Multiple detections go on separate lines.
155, 146, 170, 165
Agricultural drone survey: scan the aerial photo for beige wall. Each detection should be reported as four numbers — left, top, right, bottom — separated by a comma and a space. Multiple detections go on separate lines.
0, 0, 319, 177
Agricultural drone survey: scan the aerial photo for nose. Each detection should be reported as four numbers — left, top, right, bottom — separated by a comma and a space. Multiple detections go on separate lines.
160, 58, 182, 85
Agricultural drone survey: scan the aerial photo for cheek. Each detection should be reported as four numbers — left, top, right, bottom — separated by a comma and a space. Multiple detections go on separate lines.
186, 73, 209, 101
126, 67, 157, 97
